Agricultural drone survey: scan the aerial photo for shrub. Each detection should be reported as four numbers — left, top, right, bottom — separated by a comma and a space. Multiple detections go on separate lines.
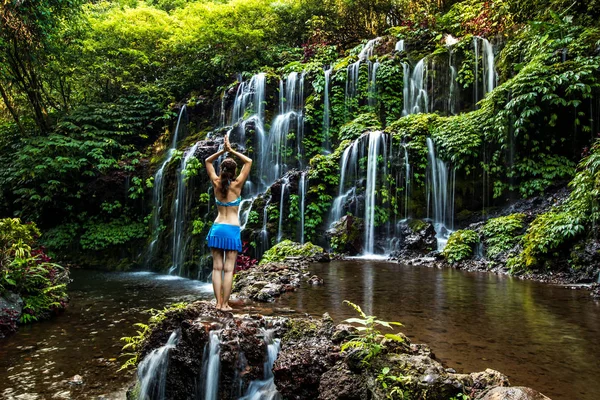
481, 213, 525, 258
442, 230, 480, 263
259, 240, 324, 264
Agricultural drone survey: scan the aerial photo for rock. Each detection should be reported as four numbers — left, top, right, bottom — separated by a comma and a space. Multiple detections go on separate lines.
308, 275, 324, 285
327, 215, 364, 255
389, 219, 437, 259
68, 375, 83, 385
318, 362, 369, 400
476, 386, 551, 400
331, 324, 357, 344
0, 291, 24, 338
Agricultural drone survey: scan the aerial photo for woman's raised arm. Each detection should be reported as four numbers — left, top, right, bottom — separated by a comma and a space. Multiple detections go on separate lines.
205, 148, 226, 181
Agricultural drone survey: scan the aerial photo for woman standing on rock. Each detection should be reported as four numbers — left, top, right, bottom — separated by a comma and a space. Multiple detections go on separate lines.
205, 135, 252, 310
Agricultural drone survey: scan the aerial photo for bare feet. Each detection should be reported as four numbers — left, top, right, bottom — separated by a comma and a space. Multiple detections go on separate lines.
221, 303, 232, 311
215, 303, 223, 310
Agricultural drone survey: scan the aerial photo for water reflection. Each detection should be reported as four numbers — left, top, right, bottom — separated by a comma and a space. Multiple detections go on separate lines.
276, 260, 600, 400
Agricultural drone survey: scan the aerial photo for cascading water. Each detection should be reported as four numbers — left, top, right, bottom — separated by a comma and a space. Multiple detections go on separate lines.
170, 141, 200, 275
323, 66, 332, 153
402, 58, 428, 116
328, 141, 359, 227
403, 145, 411, 221
345, 38, 380, 118
368, 61, 380, 108
364, 131, 387, 255
136, 330, 179, 400
448, 48, 458, 115
145, 106, 187, 268
199, 330, 221, 400
426, 138, 455, 251
240, 330, 282, 400
298, 171, 308, 244
260, 72, 305, 188
395, 39, 404, 52
277, 177, 289, 243
473, 36, 497, 106
257, 197, 271, 259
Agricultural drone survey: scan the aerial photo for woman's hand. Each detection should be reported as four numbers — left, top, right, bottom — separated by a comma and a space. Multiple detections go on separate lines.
224, 134, 232, 152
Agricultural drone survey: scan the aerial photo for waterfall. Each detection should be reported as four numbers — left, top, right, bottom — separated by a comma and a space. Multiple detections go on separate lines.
395, 39, 404, 52
240, 330, 282, 400
481, 38, 497, 96
364, 131, 387, 255
199, 330, 221, 400
260, 72, 305, 189
368, 61, 380, 108
230, 73, 266, 194
298, 171, 308, 244
448, 49, 458, 115
403, 145, 411, 220
277, 178, 288, 243
402, 58, 428, 116
328, 141, 359, 227
473, 37, 496, 106
137, 330, 179, 400
426, 138, 455, 251
145, 106, 187, 268
323, 66, 332, 153
257, 197, 271, 259
170, 141, 200, 275
345, 38, 380, 118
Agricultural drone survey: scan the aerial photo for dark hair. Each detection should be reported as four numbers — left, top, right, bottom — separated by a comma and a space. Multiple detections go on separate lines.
219, 158, 237, 197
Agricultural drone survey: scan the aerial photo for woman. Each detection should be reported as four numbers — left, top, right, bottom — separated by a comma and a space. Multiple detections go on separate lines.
205, 135, 252, 311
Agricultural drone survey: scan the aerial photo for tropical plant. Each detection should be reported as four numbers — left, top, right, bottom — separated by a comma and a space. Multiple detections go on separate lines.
341, 300, 403, 365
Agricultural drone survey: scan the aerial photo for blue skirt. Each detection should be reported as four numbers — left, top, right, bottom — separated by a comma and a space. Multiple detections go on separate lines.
206, 223, 242, 252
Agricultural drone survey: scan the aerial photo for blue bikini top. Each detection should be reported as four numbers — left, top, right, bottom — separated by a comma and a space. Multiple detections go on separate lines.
215, 196, 242, 207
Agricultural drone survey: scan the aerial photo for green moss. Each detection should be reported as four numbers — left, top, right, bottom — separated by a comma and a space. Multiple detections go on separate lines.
338, 113, 381, 141
282, 318, 319, 341
442, 229, 480, 263
407, 219, 428, 232
481, 213, 525, 258
259, 240, 324, 265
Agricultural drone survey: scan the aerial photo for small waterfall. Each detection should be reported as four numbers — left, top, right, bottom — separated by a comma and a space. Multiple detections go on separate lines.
257, 197, 271, 259
277, 177, 289, 243
145, 106, 187, 268
368, 61, 380, 108
329, 141, 359, 227
364, 131, 386, 255
298, 171, 308, 244
240, 330, 282, 400
137, 330, 179, 400
473, 37, 497, 106
239, 197, 255, 230
395, 39, 404, 52
171, 142, 200, 275
426, 138, 455, 251
323, 66, 332, 153
448, 48, 458, 115
402, 58, 428, 116
345, 38, 380, 118
199, 330, 221, 400
403, 145, 411, 220
260, 72, 305, 188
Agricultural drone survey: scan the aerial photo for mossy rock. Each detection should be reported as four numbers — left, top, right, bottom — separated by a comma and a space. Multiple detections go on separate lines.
407, 218, 428, 233
259, 240, 324, 265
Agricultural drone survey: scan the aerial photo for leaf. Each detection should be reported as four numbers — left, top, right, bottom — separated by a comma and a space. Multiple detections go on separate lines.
344, 317, 368, 325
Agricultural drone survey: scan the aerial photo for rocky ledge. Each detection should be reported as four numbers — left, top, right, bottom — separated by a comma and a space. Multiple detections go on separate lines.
232, 258, 324, 302
127, 301, 551, 400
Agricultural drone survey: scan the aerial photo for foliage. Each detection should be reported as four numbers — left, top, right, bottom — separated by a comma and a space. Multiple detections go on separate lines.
482, 213, 526, 258
377, 367, 412, 400
341, 300, 403, 366
235, 242, 258, 273
338, 113, 381, 142
259, 240, 324, 265
0, 218, 68, 324
442, 229, 480, 263
80, 219, 147, 251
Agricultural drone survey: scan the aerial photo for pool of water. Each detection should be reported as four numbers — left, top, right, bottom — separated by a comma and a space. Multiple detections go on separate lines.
276, 260, 600, 400
1, 262, 598, 400
0, 269, 214, 399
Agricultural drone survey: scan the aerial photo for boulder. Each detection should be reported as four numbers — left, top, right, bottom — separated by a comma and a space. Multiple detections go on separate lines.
328, 215, 364, 255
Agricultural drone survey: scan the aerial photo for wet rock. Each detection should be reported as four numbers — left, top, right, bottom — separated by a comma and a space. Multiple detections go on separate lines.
68, 375, 83, 385
331, 324, 357, 344
389, 219, 437, 259
327, 215, 364, 255
318, 362, 369, 400
592, 283, 600, 299
0, 291, 23, 338
476, 386, 551, 400
233, 260, 322, 302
